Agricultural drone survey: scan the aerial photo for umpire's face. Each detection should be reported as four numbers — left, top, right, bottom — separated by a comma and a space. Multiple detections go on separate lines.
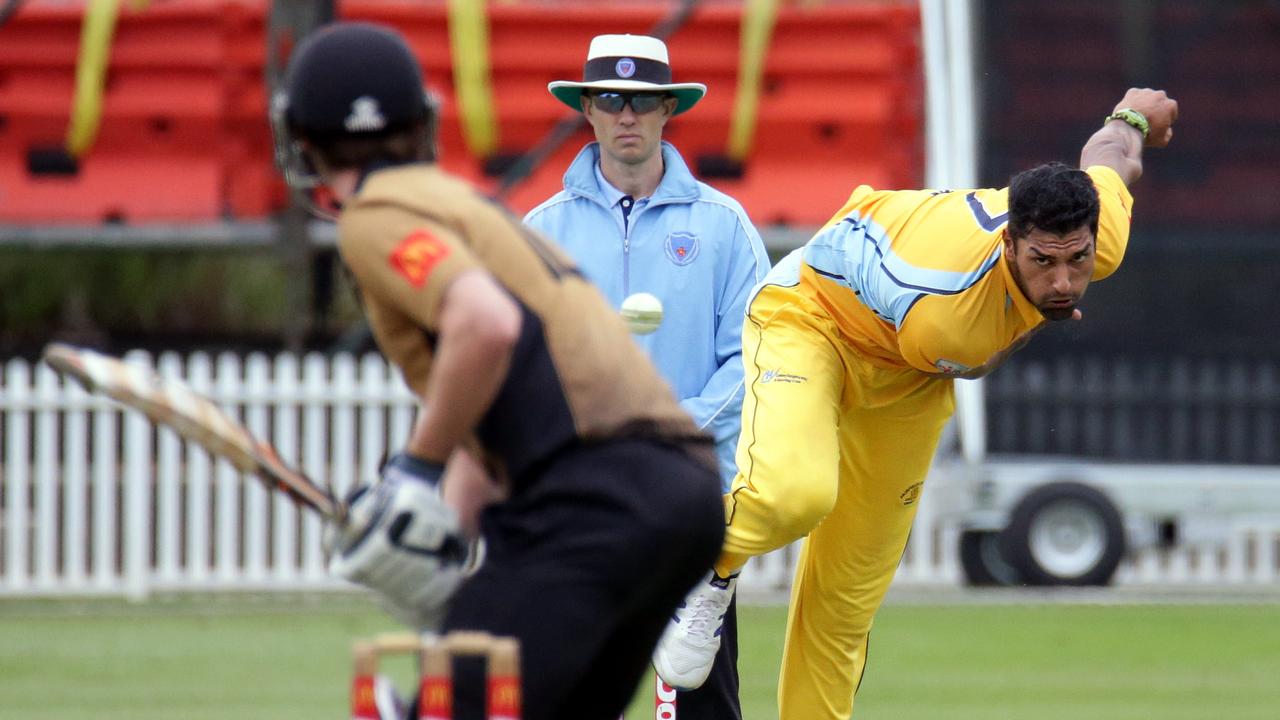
582, 91, 678, 167
1003, 224, 1096, 322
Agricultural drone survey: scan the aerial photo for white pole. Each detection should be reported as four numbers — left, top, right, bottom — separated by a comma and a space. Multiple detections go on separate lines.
946, 0, 978, 188
921, 0, 988, 467
946, 0, 989, 466
920, 0, 952, 189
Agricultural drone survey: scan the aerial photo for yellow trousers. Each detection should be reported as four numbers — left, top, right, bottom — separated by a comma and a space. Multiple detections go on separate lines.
718, 279, 954, 719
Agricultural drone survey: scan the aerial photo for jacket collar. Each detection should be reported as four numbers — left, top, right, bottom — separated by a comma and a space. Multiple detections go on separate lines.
562, 141, 699, 207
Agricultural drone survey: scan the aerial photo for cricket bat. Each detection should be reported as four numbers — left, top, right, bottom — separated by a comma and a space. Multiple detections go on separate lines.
43, 343, 342, 522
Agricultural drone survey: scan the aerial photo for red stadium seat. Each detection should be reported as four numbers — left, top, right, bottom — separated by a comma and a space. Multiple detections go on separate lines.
0, 0, 925, 226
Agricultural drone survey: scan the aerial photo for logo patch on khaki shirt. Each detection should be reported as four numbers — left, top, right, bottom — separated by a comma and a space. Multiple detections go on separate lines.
389, 229, 450, 288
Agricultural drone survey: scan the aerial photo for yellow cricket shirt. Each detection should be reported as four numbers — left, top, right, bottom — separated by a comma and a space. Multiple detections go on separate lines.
772, 165, 1133, 376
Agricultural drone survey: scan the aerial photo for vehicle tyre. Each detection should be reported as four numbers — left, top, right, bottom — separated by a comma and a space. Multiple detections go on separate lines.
1000, 482, 1125, 586
959, 530, 1023, 586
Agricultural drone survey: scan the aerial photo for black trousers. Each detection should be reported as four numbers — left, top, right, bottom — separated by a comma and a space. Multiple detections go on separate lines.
439, 438, 724, 720
672, 595, 741, 720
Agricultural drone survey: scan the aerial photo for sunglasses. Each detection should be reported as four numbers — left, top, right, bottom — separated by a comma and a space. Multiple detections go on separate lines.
587, 92, 671, 115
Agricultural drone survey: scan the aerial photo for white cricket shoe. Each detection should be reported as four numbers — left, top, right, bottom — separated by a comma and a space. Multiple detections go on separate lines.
652, 570, 738, 691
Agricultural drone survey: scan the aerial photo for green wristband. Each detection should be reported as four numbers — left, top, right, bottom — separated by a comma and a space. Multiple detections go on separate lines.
1104, 108, 1150, 138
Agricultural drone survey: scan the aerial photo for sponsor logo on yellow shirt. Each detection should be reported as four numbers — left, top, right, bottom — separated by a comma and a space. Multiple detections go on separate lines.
760, 369, 808, 384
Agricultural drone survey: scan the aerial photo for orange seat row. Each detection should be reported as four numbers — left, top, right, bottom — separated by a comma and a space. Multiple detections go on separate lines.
0, 0, 923, 227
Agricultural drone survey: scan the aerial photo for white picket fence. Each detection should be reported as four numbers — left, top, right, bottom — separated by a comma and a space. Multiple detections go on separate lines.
1, 351, 1278, 599
0, 351, 417, 597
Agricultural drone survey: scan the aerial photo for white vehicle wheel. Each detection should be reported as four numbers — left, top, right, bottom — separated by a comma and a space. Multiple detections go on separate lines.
1027, 500, 1108, 578
1001, 482, 1125, 586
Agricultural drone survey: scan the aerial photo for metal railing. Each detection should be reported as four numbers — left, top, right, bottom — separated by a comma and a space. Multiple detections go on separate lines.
988, 356, 1280, 464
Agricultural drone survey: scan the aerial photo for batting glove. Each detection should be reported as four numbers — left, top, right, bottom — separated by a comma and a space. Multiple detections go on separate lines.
327, 453, 469, 631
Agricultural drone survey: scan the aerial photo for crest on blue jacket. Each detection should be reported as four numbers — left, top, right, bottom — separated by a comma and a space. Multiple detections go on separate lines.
665, 231, 699, 266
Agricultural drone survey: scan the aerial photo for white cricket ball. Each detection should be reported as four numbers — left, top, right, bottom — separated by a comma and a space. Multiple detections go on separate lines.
620, 292, 664, 335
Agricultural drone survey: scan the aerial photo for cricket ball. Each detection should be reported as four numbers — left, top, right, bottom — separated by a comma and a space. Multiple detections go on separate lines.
620, 292, 664, 335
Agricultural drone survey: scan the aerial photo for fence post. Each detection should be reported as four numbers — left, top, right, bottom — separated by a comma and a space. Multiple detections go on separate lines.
215, 353, 243, 584
4, 360, 32, 591
332, 355, 357, 499
359, 354, 388, 486
302, 353, 329, 582
33, 362, 60, 590
92, 385, 118, 590
156, 353, 184, 586
187, 353, 213, 584
244, 353, 271, 583
63, 375, 89, 590
1252, 523, 1275, 583
122, 351, 155, 600
273, 352, 301, 583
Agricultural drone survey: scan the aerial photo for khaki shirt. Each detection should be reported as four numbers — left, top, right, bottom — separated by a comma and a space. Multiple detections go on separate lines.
337, 163, 711, 481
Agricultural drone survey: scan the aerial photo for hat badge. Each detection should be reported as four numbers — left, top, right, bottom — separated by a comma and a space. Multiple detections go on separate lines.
344, 96, 387, 132
615, 58, 636, 78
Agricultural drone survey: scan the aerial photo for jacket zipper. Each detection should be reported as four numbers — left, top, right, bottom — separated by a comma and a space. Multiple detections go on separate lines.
623, 222, 631, 296
621, 199, 634, 297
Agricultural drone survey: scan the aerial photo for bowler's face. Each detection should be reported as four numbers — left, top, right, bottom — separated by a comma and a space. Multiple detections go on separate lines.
582, 93, 676, 167
1004, 225, 1096, 322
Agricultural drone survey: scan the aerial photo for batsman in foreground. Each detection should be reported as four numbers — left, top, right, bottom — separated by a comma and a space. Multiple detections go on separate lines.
272, 23, 724, 720
653, 88, 1179, 718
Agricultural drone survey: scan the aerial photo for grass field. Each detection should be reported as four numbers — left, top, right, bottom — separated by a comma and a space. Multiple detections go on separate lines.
2, 593, 1279, 719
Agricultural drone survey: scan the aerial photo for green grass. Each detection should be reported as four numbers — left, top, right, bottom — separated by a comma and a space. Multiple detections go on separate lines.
2, 595, 1279, 719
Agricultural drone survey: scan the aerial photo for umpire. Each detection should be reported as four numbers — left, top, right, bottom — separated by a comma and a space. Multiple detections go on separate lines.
272, 23, 724, 720
525, 33, 770, 720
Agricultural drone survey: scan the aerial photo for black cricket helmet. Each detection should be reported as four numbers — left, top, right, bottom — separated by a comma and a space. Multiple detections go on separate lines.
271, 22, 437, 214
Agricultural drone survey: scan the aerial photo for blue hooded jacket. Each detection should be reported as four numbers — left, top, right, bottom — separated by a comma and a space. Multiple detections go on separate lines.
525, 142, 770, 489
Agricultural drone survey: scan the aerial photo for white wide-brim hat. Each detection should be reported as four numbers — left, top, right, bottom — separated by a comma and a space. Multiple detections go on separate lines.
548, 34, 706, 115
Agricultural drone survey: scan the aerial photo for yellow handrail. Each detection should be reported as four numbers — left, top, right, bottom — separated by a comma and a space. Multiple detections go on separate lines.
65, 0, 150, 157
727, 0, 781, 162
447, 0, 499, 158
65, 0, 119, 157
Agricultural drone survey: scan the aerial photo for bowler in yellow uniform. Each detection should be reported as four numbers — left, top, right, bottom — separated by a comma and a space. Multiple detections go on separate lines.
652, 88, 1179, 718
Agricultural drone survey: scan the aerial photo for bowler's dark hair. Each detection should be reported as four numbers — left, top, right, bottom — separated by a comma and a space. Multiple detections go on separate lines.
1006, 161, 1100, 240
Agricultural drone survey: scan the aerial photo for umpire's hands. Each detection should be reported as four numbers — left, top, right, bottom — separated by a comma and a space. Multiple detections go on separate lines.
327, 453, 469, 631
1113, 88, 1179, 148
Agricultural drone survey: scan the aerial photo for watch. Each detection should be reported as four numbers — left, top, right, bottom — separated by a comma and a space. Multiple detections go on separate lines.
1104, 108, 1150, 139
